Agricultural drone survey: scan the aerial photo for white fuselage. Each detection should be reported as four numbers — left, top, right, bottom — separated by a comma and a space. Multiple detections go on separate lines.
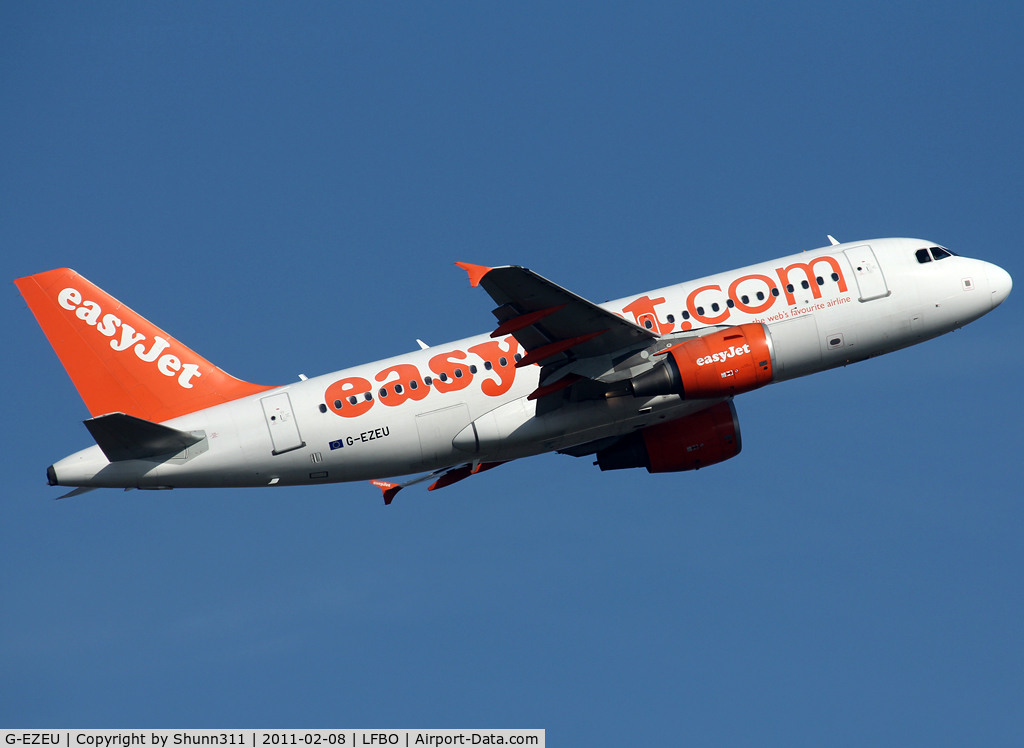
51, 238, 1012, 489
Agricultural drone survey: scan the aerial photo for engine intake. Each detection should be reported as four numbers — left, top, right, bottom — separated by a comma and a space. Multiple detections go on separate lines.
630, 323, 775, 400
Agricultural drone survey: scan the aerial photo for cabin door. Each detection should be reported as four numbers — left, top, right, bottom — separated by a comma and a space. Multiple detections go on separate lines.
261, 392, 306, 455
844, 245, 890, 302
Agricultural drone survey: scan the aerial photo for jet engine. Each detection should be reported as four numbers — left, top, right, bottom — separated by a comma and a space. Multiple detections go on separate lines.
630, 323, 775, 400
596, 401, 741, 473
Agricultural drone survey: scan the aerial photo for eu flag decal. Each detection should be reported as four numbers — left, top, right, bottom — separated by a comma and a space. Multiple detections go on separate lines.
329, 439, 344, 450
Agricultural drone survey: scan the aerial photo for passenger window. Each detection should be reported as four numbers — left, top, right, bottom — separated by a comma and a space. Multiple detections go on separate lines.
697, 306, 705, 315
379, 388, 388, 397
364, 392, 372, 401
469, 365, 477, 374
756, 291, 765, 301
681, 310, 690, 320
666, 314, 675, 323
499, 357, 508, 367
410, 380, 418, 390
786, 284, 794, 293
439, 372, 448, 382
831, 273, 839, 281
931, 247, 952, 260
395, 384, 404, 394
484, 361, 493, 370
916, 249, 932, 263
711, 303, 720, 312
771, 288, 779, 297
644, 319, 653, 329
726, 299, 734, 308
454, 368, 463, 378
800, 280, 809, 289
424, 376, 433, 386
348, 396, 358, 405
816, 276, 824, 286
740, 295, 749, 304
514, 353, 522, 362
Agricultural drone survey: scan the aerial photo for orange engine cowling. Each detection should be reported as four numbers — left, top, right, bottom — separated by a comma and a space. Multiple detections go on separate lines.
596, 401, 742, 473
630, 322, 775, 400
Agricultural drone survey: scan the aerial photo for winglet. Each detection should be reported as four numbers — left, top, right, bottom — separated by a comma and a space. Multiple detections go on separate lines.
370, 479, 402, 505
455, 262, 492, 288
827, 235, 840, 246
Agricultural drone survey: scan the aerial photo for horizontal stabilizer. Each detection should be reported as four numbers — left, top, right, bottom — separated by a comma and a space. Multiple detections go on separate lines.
84, 412, 203, 462
57, 486, 97, 500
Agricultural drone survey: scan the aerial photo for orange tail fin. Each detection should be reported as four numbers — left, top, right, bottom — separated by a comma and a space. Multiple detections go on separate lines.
15, 268, 274, 422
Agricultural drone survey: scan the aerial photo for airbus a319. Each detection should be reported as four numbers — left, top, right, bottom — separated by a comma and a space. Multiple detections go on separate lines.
15, 237, 1011, 503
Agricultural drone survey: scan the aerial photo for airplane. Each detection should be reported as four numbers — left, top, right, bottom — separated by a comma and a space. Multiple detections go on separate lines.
15, 237, 1012, 504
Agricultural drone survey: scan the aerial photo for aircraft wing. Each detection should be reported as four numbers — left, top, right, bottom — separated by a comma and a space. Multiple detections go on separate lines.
456, 262, 657, 368
369, 461, 504, 504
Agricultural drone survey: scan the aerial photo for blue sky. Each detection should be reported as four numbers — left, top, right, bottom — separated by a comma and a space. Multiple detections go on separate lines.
2, 2, 1022, 743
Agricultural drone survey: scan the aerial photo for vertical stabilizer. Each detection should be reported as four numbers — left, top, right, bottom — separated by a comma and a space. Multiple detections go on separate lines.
15, 268, 274, 422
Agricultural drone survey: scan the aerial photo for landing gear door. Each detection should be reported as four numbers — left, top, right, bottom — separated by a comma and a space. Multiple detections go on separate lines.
261, 392, 306, 455
844, 245, 890, 302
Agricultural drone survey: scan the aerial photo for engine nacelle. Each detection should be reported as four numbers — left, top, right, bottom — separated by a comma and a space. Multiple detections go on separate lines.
596, 401, 742, 473
630, 323, 775, 400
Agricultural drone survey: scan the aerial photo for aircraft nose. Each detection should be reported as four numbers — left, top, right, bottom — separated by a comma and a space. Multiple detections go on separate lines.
987, 263, 1013, 309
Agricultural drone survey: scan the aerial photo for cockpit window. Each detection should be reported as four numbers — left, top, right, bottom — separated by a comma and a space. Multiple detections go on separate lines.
916, 249, 932, 263
930, 247, 953, 260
